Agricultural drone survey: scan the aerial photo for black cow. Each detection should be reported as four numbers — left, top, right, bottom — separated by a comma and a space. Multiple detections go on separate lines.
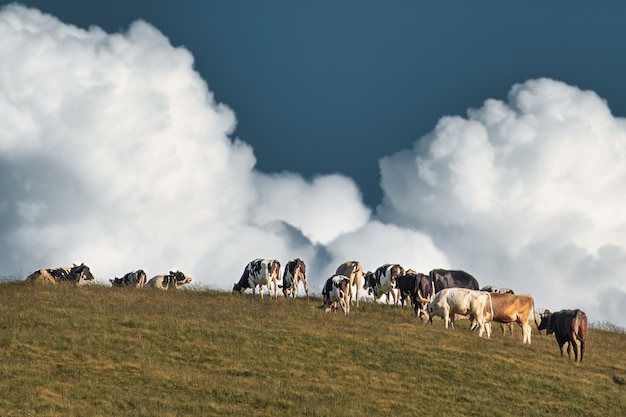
395, 272, 431, 316
538, 309, 588, 362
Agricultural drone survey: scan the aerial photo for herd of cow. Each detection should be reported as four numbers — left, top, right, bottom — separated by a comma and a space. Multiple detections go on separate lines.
22, 258, 588, 363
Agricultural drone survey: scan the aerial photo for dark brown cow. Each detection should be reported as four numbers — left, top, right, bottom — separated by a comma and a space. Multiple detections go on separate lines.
335, 261, 364, 306
26, 263, 95, 285
538, 309, 588, 362
279, 258, 308, 298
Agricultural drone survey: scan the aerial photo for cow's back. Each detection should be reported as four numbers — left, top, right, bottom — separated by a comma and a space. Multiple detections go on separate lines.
431, 269, 480, 292
147, 275, 168, 289
25, 269, 58, 284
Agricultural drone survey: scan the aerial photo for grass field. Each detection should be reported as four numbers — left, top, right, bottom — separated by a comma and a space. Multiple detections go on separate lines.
0, 281, 624, 416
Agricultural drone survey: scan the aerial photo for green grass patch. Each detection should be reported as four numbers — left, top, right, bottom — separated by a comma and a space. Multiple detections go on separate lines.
0, 281, 624, 416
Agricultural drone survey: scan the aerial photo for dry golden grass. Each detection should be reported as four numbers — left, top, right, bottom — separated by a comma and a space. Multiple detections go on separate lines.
0, 281, 624, 416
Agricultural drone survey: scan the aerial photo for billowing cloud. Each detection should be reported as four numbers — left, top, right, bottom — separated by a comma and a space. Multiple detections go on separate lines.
0, 4, 377, 290
378, 78, 626, 327
2, 5, 625, 328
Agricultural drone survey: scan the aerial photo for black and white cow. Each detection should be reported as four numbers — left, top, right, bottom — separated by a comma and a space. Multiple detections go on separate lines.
319, 274, 351, 315
233, 258, 281, 299
335, 261, 364, 306
110, 270, 147, 288
480, 285, 515, 294
279, 258, 308, 298
362, 264, 405, 305
147, 270, 192, 289
26, 263, 95, 285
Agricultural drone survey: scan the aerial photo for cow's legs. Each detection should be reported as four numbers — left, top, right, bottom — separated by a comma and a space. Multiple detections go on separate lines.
578, 332, 585, 362
444, 310, 450, 329
522, 323, 531, 344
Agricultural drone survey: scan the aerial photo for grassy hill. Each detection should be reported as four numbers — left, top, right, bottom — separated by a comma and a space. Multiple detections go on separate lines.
0, 281, 624, 417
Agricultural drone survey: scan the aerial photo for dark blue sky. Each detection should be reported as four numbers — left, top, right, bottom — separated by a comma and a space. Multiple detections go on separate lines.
4, 1, 626, 206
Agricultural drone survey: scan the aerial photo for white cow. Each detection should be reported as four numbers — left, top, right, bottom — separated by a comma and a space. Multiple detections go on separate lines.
319, 274, 351, 315
425, 288, 493, 338
233, 258, 281, 299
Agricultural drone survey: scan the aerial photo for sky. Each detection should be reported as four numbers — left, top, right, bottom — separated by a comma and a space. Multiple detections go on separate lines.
1, 1, 626, 328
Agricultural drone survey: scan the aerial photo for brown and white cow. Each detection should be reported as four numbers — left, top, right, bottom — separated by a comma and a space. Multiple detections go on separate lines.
538, 309, 588, 362
233, 258, 281, 299
335, 261, 364, 306
479, 293, 538, 344
319, 274, 351, 315
110, 270, 147, 288
25, 263, 95, 285
425, 288, 493, 338
362, 264, 405, 305
147, 270, 192, 289
279, 258, 308, 298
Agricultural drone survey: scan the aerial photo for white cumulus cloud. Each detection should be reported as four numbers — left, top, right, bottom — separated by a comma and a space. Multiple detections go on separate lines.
2, 5, 625, 328
0, 4, 375, 291
378, 78, 626, 327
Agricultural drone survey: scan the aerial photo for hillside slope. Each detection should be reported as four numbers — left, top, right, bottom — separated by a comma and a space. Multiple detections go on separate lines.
0, 282, 624, 416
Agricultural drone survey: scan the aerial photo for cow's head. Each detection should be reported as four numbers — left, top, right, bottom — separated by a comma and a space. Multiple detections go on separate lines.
170, 270, 192, 286
537, 310, 553, 334
233, 282, 243, 293
362, 271, 373, 294
71, 263, 95, 284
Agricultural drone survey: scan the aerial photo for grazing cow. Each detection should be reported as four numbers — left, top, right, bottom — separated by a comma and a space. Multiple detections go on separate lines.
319, 274, 351, 315
335, 261, 364, 306
416, 269, 480, 321
479, 293, 538, 344
425, 288, 493, 338
362, 264, 405, 305
25, 263, 95, 285
395, 272, 421, 310
481, 285, 515, 294
147, 270, 192, 289
538, 309, 588, 362
110, 270, 147, 288
233, 258, 281, 299
279, 258, 308, 298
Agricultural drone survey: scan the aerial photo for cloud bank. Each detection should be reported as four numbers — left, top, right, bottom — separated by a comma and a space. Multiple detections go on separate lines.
1, 5, 624, 327
0, 5, 441, 293
378, 78, 626, 327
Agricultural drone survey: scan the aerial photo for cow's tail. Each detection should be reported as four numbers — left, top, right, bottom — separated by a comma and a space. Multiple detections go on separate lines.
487, 292, 494, 323
532, 299, 542, 337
